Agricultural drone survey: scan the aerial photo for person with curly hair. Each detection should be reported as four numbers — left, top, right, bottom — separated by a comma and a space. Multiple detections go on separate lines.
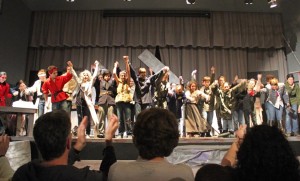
222, 125, 300, 181
108, 108, 194, 181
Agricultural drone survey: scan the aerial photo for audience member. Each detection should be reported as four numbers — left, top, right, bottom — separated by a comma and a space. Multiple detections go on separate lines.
0, 135, 14, 180
195, 163, 234, 181
12, 110, 119, 181
222, 125, 300, 181
108, 108, 194, 181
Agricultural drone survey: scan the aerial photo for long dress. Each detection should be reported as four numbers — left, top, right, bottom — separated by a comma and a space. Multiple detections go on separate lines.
185, 90, 207, 134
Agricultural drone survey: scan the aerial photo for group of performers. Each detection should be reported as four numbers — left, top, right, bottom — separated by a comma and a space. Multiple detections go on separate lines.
0, 56, 299, 138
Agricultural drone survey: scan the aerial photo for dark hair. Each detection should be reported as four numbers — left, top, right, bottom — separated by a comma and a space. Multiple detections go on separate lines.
33, 110, 71, 161
236, 125, 299, 181
102, 69, 111, 77
133, 108, 179, 160
195, 164, 234, 181
286, 73, 294, 80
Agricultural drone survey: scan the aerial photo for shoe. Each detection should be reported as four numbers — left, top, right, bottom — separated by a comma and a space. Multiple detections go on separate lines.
115, 133, 123, 139
97, 134, 105, 138
205, 132, 212, 137
86, 135, 91, 138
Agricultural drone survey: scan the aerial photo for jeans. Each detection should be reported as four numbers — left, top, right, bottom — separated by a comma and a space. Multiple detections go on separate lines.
268, 104, 283, 122
233, 109, 245, 130
202, 111, 214, 131
222, 118, 233, 132
116, 102, 132, 134
38, 100, 45, 117
285, 104, 299, 134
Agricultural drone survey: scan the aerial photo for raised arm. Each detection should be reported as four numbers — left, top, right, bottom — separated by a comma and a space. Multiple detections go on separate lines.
113, 61, 119, 85
123, 56, 131, 85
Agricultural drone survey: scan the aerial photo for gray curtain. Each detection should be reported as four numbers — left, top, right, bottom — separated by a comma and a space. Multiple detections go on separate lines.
26, 10, 287, 83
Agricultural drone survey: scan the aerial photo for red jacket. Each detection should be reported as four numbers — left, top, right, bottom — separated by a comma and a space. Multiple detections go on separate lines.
42, 73, 72, 103
0, 82, 12, 106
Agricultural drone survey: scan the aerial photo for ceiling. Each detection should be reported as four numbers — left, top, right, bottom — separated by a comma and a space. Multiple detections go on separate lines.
21, 0, 283, 13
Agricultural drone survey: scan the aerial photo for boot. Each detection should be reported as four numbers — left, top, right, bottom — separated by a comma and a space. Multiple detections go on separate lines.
267, 120, 273, 127
277, 120, 284, 132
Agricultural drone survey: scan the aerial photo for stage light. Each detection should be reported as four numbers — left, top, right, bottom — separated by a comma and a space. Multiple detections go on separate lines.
186, 0, 196, 5
244, 0, 253, 5
268, 0, 277, 8
66, 0, 75, 2
123, 0, 132, 1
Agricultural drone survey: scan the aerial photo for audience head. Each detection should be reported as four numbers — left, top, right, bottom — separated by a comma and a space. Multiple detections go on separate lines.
236, 125, 299, 181
133, 108, 179, 160
195, 164, 234, 181
33, 110, 71, 161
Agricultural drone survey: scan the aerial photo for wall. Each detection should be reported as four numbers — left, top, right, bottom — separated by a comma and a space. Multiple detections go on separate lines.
282, 0, 300, 80
0, 0, 31, 85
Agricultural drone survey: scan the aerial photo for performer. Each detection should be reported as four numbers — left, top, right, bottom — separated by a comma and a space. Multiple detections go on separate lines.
185, 80, 209, 137
199, 66, 217, 137
215, 80, 246, 135
12, 80, 33, 136
42, 63, 73, 112
0, 72, 12, 107
96, 69, 117, 138
26, 69, 47, 117
129, 66, 154, 117
261, 78, 289, 130
0, 72, 12, 135
153, 67, 170, 109
71, 60, 99, 138
113, 56, 132, 138
285, 73, 300, 136
62, 65, 78, 115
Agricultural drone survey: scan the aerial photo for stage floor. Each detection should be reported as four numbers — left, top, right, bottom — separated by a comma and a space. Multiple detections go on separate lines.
13, 136, 300, 160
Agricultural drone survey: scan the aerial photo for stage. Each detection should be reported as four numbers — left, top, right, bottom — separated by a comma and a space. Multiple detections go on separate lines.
12, 136, 300, 161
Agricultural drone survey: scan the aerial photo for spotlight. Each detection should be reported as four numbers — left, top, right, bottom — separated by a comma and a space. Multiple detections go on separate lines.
123, 0, 132, 1
268, 0, 277, 8
186, 0, 196, 5
244, 0, 253, 5
66, 0, 75, 2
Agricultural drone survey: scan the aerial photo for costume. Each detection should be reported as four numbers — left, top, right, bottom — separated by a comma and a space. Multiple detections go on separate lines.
42, 72, 72, 112
72, 65, 99, 136
285, 82, 299, 135
108, 157, 194, 181
63, 77, 77, 114
0, 82, 12, 106
185, 90, 208, 135
95, 78, 117, 137
27, 80, 46, 117
12, 146, 116, 181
